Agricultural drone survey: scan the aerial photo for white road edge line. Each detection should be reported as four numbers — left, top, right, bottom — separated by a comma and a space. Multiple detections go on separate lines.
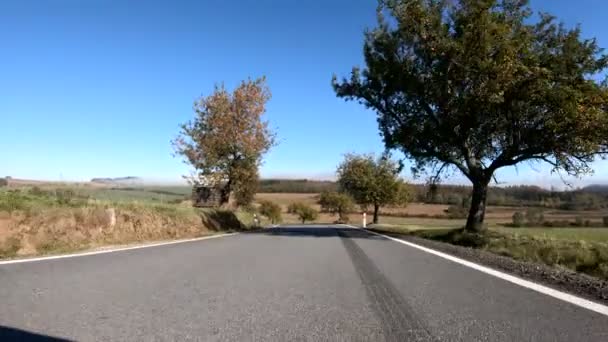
0, 233, 239, 265
341, 224, 608, 317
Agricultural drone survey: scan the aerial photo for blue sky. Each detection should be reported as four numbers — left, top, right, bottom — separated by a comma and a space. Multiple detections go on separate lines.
1, 0, 607, 188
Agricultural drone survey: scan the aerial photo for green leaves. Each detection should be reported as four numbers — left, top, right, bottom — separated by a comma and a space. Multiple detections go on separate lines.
334, 0, 608, 183
337, 154, 409, 209
334, 0, 608, 230
258, 200, 282, 224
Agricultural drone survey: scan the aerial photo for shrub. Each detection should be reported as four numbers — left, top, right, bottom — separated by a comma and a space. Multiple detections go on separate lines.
318, 191, 354, 218
574, 216, 584, 227
29, 186, 49, 197
0, 178, 7, 187
55, 189, 76, 205
445, 205, 467, 219
294, 204, 318, 224
525, 208, 544, 226
0, 190, 28, 213
54, 188, 88, 207
512, 211, 525, 227
603, 216, 608, 227
287, 202, 307, 214
258, 200, 282, 224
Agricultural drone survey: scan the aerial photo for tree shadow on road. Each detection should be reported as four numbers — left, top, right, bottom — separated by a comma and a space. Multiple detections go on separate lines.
246, 226, 386, 239
0, 326, 72, 342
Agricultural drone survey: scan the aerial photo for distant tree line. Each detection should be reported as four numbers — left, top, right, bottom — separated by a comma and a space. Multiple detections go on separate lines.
257, 179, 608, 211
414, 184, 608, 211
258, 179, 337, 193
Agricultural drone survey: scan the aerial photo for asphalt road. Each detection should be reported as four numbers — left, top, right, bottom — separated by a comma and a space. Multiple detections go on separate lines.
1, 225, 608, 341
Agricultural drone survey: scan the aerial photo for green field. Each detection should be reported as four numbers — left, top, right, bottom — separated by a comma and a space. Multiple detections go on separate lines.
495, 227, 608, 243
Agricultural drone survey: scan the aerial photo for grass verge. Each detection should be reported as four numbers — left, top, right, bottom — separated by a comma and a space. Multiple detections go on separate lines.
0, 189, 257, 259
370, 224, 608, 281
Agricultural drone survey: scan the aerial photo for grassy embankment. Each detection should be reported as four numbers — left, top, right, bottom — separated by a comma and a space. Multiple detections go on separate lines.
0, 185, 257, 259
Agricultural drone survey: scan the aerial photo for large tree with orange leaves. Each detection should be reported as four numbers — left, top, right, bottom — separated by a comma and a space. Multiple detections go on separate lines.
173, 77, 276, 206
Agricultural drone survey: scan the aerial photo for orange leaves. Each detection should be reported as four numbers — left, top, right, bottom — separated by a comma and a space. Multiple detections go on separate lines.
172, 77, 276, 203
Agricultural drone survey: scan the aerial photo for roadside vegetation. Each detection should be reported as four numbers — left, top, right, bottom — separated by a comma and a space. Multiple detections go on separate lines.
0, 186, 257, 259
411, 228, 608, 281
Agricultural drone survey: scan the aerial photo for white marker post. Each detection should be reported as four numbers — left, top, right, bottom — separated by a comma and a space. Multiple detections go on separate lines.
362, 212, 367, 228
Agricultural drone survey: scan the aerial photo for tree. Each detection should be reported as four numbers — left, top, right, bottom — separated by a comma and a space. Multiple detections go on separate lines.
258, 200, 282, 224
318, 191, 355, 222
333, 0, 608, 232
296, 204, 319, 224
337, 153, 409, 224
173, 77, 276, 207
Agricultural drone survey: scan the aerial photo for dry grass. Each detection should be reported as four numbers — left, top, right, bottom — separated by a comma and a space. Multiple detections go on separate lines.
0, 188, 255, 259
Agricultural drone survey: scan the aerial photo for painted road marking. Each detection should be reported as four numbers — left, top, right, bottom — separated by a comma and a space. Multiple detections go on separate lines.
0, 233, 238, 265
341, 224, 608, 317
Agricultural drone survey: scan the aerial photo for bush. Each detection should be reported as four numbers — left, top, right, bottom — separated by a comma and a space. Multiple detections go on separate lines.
512, 211, 525, 227
445, 205, 467, 219
293, 204, 318, 224
525, 208, 544, 226
603, 216, 608, 227
55, 189, 76, 205
258, 200, 282, 224
29, 186, 49, 197
318, 191, 354, 218
574, 216, 584, 227
0, 178, 7, 187
54, 188, 88, 207
287, 202, 303, 214
0, 190, 28, 213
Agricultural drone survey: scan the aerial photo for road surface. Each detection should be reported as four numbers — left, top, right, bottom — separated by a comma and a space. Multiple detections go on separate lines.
1, 225, 607, 341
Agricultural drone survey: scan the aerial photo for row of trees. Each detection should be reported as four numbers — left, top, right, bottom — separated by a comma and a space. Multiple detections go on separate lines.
174, 0, 608, 232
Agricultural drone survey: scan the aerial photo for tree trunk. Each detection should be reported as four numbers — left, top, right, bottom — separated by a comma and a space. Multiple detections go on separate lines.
373, 204, 379, 224
465, 179, 490, 232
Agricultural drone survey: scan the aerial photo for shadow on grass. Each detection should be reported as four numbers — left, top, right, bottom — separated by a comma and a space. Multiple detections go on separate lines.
0, 326, 72, 341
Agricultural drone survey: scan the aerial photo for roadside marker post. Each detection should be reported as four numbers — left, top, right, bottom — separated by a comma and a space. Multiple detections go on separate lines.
362, 212, 366, 228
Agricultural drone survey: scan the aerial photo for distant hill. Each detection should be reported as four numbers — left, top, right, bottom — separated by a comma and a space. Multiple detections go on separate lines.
90, 177, 143, 185
582, 184, 608, 193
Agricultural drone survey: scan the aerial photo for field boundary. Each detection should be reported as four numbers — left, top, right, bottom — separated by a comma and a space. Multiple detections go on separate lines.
341, 224, 608, 317
0, 233, 238, 265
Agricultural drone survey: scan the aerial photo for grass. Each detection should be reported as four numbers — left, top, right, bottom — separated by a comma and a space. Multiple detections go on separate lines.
0, 186, 256, 259
369, 222, 608, 280
496, 227, 608, 243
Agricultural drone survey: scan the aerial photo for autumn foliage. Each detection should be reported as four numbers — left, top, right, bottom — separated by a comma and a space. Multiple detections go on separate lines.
173, 77, 276, 206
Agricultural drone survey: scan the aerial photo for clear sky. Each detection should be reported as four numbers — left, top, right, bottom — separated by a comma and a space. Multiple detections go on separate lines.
1, 0, 607, 188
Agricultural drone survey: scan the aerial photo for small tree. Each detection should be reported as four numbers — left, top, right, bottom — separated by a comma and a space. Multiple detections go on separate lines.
287, 202, 307, 214
337, 153, 409, 224
296, 205, 318, 224
172, 77, 276, 207
0, 178, 7, 187
318, 191, 354, 222
512, 212, 525, 227
333, 0, 608, 232
258, 200, 282, 224
525, 208, 545, 226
